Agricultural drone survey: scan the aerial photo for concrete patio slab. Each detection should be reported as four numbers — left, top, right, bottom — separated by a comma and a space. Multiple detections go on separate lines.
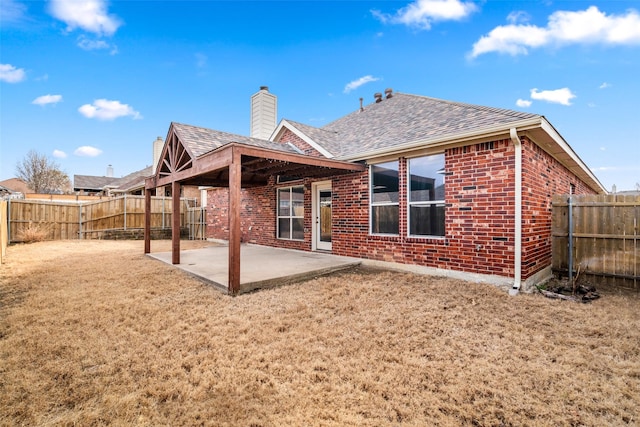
147, 244, 361, 294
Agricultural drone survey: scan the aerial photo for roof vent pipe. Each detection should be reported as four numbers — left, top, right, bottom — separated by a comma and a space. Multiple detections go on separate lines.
359, 97, 364, 112
385, 88, 393, 99
374, 92, 383, 103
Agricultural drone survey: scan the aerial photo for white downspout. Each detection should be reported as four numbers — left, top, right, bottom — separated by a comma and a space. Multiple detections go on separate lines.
509, 127, 522, 296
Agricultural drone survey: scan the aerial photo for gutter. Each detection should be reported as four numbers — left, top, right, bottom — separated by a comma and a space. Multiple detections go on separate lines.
509, 127, 522, 296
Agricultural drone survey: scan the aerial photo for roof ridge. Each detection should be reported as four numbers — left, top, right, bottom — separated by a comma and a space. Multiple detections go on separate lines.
393, 92, 540, 120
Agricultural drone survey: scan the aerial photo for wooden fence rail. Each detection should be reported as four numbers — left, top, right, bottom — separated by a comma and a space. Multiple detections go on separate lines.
552, 194, 639, 289
7, 196, 202, 243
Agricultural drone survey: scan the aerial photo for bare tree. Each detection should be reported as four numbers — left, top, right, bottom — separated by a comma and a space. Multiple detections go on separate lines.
15, 150, 71, 194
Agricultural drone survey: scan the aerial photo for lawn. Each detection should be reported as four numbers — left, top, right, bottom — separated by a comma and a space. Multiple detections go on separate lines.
1, 240, 638, 426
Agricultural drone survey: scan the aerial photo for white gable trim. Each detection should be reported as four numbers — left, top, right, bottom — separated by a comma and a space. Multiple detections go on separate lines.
271, 119, 335, 159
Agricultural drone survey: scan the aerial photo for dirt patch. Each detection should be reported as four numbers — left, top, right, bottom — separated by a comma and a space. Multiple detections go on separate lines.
1, 240, 639, 426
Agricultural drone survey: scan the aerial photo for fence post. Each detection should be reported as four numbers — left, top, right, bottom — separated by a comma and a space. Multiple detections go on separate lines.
568, 196, 573, 284
78, 204, 82, 239
7, 199, 11, 243
162, 196, 166, 229
124, 194, 127, 231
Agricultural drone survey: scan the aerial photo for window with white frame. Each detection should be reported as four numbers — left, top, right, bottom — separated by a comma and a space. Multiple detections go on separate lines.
408, 154, 445, 237
370, 161, 399, 234
277, 186, 304, 240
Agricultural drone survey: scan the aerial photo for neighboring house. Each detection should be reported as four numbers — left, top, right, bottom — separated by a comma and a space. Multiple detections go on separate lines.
73, 173, 120, 196
0, 185, 24, 200
0, 178, 33, 198
0, 178, 32, 194
144, 87, 606, 294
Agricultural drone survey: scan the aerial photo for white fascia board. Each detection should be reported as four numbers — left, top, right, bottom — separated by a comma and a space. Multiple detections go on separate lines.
338, 117, 543, 162
271, 119, 334, 159
539, 118, 607, 194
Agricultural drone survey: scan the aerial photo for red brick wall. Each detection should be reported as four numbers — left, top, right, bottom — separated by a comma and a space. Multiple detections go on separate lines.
520, 137, 596, 277
206, 177, 312, 251
277, 128, 324, 157
206, 136, 598, 281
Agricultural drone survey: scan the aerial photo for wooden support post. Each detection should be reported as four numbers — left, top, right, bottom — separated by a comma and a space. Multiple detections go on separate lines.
172, 181, 181, 265
228, 150, 241, 295
144, 189, 151, 254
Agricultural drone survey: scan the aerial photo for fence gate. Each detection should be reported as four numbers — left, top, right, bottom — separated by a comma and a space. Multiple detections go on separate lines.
552, 194, 639, 289
187, 206, 207, 240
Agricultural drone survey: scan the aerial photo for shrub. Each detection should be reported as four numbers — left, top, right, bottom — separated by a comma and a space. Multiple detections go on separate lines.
17, 222, 51, 243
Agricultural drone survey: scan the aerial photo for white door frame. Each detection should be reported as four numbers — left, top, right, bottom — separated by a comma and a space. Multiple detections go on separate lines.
312, 180, 332, 251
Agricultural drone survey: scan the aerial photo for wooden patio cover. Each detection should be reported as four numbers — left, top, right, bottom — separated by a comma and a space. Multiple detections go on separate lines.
144, 135, 364, 295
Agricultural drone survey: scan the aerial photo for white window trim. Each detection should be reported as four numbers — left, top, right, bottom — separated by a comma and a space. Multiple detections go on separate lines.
277, 185, 305, 241
407, 154, 446, 239
369, 161, 400, 236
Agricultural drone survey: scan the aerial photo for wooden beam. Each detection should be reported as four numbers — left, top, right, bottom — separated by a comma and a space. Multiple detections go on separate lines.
236, 144, 365, 172
144, 189, 151, 254
172, 181, 181, 265
154, 148, 233, 188
228, 148, 241, 295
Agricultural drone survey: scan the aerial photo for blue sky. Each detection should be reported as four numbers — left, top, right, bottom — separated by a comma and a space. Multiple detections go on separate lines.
1, 0, 639, 191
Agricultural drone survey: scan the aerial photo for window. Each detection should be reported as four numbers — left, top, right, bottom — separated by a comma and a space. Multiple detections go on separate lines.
370, 161, 399, 234
408, 154, 445, 237
277, 186, 304, 240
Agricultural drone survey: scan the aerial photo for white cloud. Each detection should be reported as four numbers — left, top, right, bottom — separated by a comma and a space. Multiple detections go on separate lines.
49, 0, 122, 36
77, 35, 118, 54
53, 149, 68, 158
0, 63, 26, 83
0, 0, 27, 25
516, 99, 532, 108
32, 94, 63, 106
599, 82, 611, 89
530, 87, 576, 106
74, 146, 103, 157
344, 75, 381, 94
372, 0, 477, 30
507, 11, 530, 25
78, 99, 142, 120
470, 6, 640, 58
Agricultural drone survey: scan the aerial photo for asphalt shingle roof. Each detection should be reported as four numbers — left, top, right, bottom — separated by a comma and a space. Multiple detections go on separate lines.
112, 166, 153, 192
73, 175, 120, 190
171, 122, 298, 158
291, 93, 541, 158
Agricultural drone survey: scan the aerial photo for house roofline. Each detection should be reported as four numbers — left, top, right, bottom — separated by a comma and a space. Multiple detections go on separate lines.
338, 116, 606, 194
338, 117, 543, 161
272, 119, 335, 159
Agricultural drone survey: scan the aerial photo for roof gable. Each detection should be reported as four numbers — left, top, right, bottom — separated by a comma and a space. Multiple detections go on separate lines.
170, 122, 298, 158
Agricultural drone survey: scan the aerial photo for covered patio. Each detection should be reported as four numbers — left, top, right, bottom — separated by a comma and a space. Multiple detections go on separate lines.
147, 244, 361, 294
144, 122, 365, 295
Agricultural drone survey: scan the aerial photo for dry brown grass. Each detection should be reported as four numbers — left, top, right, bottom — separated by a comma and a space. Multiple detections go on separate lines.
1, 240, 639, 426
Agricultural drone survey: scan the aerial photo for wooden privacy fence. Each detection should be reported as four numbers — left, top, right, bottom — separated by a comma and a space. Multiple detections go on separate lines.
6, 195, 204, 242
0, 201, 7, 264
552, 194, 639, 289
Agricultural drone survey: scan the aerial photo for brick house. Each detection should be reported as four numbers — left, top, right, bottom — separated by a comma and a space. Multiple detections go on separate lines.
144, 87, 605, 294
